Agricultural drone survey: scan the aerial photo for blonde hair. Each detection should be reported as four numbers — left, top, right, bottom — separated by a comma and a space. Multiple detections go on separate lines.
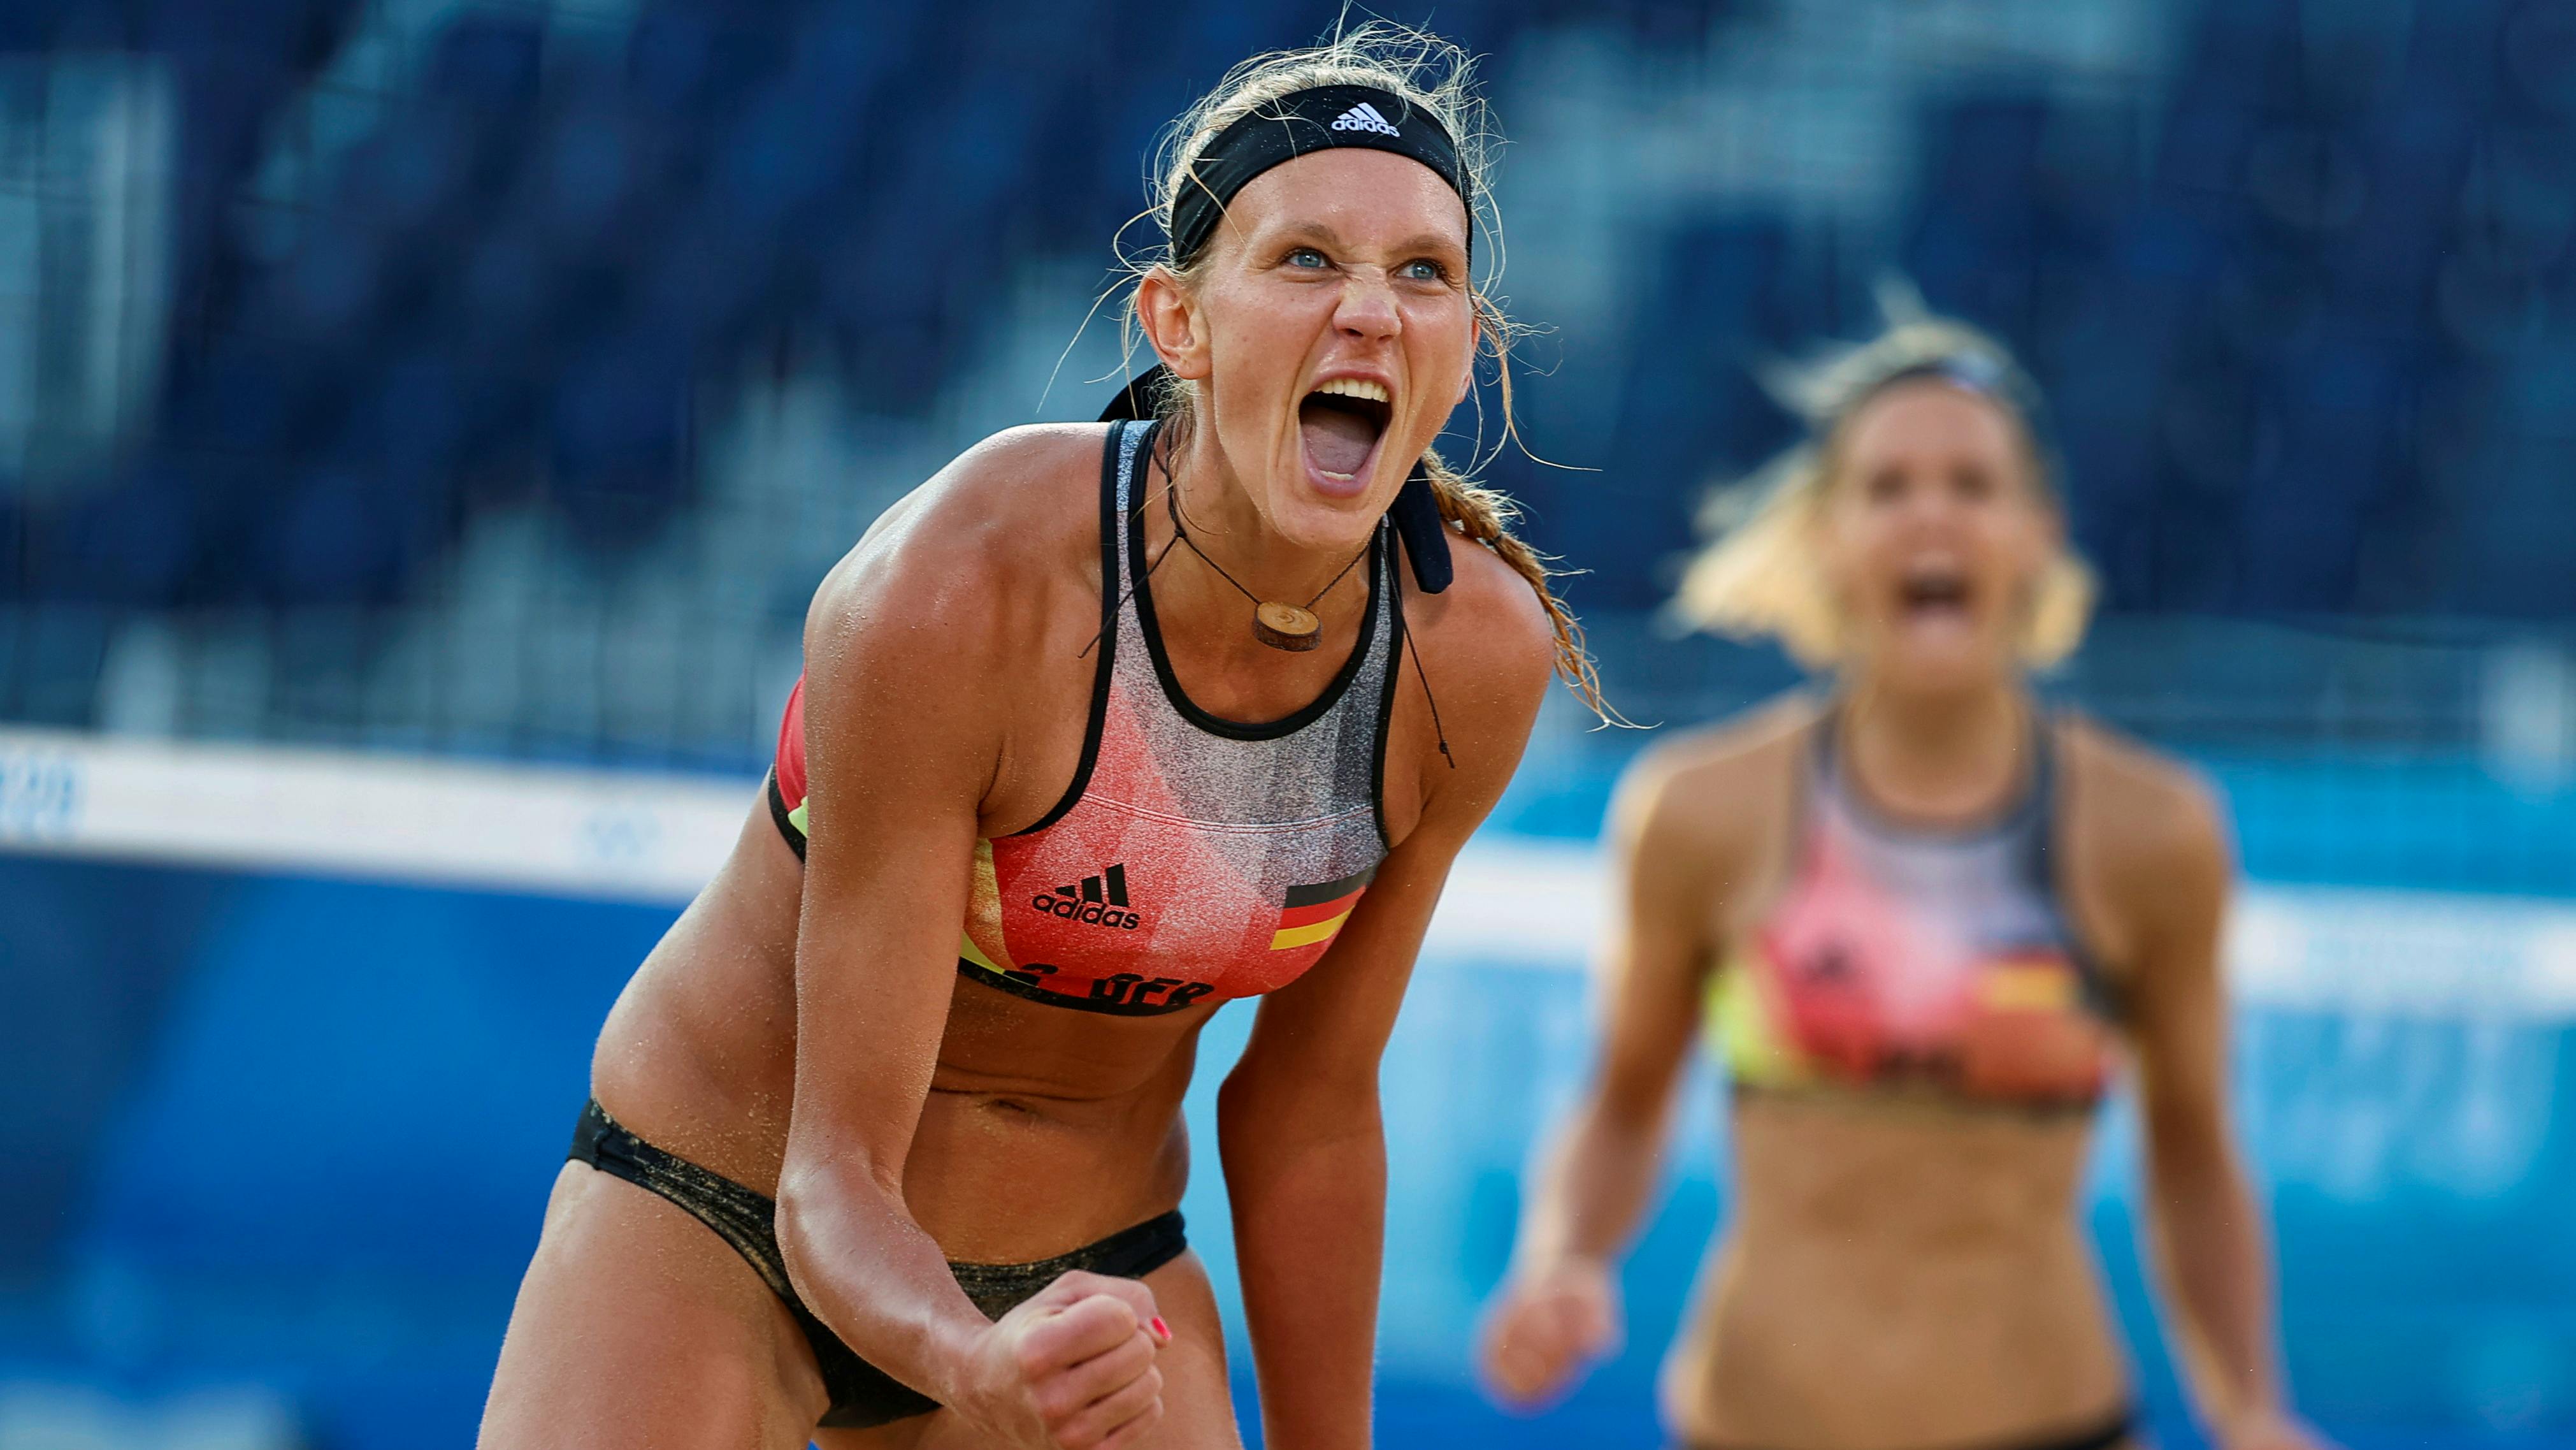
1671, 291, 2097, 669
1123, 21, 1609, 720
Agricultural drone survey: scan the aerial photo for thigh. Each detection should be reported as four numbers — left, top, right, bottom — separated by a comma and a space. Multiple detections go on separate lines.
480, 1161, 831, 1450
1126, 1251, 1242, 1449
816, 1250, 1241, 1450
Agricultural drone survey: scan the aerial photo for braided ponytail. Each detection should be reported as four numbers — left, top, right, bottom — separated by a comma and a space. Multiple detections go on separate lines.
1419, 448, 1612, 721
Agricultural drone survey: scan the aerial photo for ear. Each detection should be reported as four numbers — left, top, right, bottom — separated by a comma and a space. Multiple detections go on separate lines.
1135, 266, 1211, 383
1809, 485, 1861, 614
1456, 300, 1481, 407
2020, 469, 2069, 565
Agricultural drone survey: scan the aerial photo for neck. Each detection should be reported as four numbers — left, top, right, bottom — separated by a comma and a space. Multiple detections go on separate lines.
1836, 671, 2031, 822
1161, 419, 1353, 602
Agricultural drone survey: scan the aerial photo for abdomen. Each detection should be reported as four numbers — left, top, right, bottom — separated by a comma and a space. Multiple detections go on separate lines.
1669, 1092, 2129, 1450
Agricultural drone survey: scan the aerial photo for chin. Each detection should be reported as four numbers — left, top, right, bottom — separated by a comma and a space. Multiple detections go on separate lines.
1869, 635, 2018, 695
1265, 469, 1398, 551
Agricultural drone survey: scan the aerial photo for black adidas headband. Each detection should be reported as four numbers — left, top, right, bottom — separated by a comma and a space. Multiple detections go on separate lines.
1167, 83, 1471, 265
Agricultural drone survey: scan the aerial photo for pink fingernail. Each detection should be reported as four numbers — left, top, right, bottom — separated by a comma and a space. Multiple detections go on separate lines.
1149, 1317, 1170, 1341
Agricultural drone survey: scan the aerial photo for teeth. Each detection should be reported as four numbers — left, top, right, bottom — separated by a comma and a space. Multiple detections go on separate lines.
1314, 377, 1390, 403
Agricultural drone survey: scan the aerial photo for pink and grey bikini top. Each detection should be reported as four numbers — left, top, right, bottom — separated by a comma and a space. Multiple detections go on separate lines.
1708, 711, 2124, 1110
768, 419, 1400, 1015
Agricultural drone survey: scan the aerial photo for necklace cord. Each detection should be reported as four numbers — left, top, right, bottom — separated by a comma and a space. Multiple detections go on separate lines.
1402, 614, 1457, 770
1077, 495, 1181, 660
1164, 482, 1373, 613
1162, 459, 1456, 770
1080, 437, 1454, 771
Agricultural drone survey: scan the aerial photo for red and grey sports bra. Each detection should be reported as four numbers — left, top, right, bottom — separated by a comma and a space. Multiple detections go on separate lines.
1708, 711, 2124, 1110
768, 419, 1401, 1015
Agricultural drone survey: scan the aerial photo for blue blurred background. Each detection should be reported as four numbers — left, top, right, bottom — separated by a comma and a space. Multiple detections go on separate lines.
3, 0, 2574, 1446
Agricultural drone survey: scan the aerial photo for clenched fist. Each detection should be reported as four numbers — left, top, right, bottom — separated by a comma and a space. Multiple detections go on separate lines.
1477, 1257, 1621, 1410
953, 1270, 1172, 1449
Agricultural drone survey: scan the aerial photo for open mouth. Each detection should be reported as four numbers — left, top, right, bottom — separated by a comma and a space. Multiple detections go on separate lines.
1299, 378, 1392, 487
1897, 567, 1975, 622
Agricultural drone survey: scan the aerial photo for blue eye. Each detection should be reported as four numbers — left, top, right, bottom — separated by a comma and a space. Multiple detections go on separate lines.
1400, 259, 1446, 282
1286, 247, 1328, 268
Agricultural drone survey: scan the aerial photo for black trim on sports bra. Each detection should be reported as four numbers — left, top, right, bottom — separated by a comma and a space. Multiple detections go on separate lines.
2029, 718, 2128, 1025
954, 959, 1219, 1017
766, 767, 805, 862
1003, 422, 1130, 839
1126, 429, 1387, 743
1812, 702, 2124, 1025
768, 426, 1128, 857
1370, 568, 1407, 852
1815, 704, 2048, 844
1727, 1075, 2104, 1121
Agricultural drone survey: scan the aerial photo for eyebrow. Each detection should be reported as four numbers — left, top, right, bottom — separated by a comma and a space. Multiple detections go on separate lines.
1266, 219, 1469, 258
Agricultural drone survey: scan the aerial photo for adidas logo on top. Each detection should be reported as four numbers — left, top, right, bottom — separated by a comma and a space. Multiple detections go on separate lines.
1030, 863, 1142, 930
1331, 101, 1401, 138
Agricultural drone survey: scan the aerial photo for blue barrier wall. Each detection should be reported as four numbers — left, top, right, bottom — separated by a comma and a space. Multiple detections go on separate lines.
4, 753, 2573, 1449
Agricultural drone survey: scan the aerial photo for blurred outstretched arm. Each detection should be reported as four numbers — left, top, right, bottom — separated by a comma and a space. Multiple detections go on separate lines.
2121, 771, 2318, 1450
1478, 742, 1726, 1409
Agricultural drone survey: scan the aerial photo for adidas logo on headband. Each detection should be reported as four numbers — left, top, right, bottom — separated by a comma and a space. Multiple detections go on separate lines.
1330, 101, 1401, 137
1165, 83, 1465, 268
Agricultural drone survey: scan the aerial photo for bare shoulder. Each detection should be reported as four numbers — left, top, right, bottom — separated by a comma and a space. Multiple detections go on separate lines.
2057, 712, 2232, 884
1614, 692, 1821, 864
1625, 693, 1821, 820
803, 423, 1108, 667
2058, 715, 2234, 972
1393, 532, 1565, 823
1409, 530, 1560, 697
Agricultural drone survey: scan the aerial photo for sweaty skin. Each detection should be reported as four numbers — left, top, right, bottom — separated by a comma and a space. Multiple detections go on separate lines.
480, 141, 1556, 1450
1480, 383, 2309, 1450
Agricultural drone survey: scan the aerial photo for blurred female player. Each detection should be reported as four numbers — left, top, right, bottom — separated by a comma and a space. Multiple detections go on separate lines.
1478, 307, 2317, 1450
480, 26, 1595, 1450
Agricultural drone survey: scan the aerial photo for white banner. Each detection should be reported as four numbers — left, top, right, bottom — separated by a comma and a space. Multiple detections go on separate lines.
0, 726, 751, 904
6, 726, 2572, 1018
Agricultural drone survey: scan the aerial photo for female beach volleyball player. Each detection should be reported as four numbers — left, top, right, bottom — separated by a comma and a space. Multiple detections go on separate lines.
479, 27, 1593, 1450
1478, 308, 2317, 1450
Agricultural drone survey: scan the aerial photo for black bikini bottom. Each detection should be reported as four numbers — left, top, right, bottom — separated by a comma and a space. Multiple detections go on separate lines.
1685, 1411, 2138, 1450
568, 1098, 1188, 1430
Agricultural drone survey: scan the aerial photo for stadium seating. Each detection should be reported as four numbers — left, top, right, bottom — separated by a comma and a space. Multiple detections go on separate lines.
1, 0, 2568, 668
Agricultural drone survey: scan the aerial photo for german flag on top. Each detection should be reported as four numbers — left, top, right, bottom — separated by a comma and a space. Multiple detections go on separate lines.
1270, 865, 1376, 952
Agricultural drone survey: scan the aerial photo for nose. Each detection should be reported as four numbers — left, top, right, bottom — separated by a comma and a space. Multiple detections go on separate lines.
1907, 486, 1958, 526
1894, 474, 1964, 530
1875, 486, 1957, 556
1332, 270, 1400, 342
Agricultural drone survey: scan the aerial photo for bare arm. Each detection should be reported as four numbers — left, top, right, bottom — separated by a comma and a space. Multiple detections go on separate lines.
1218, 578, 1553, 1450
774, 437, 1167, 1450
2120, 773, 2313, 1450
1520, 753, 1720, 1267
1478, 741, 1727, 1407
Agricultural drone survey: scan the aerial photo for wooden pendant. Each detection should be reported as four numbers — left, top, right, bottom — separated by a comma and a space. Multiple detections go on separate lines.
1253, 601, 1323, 652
